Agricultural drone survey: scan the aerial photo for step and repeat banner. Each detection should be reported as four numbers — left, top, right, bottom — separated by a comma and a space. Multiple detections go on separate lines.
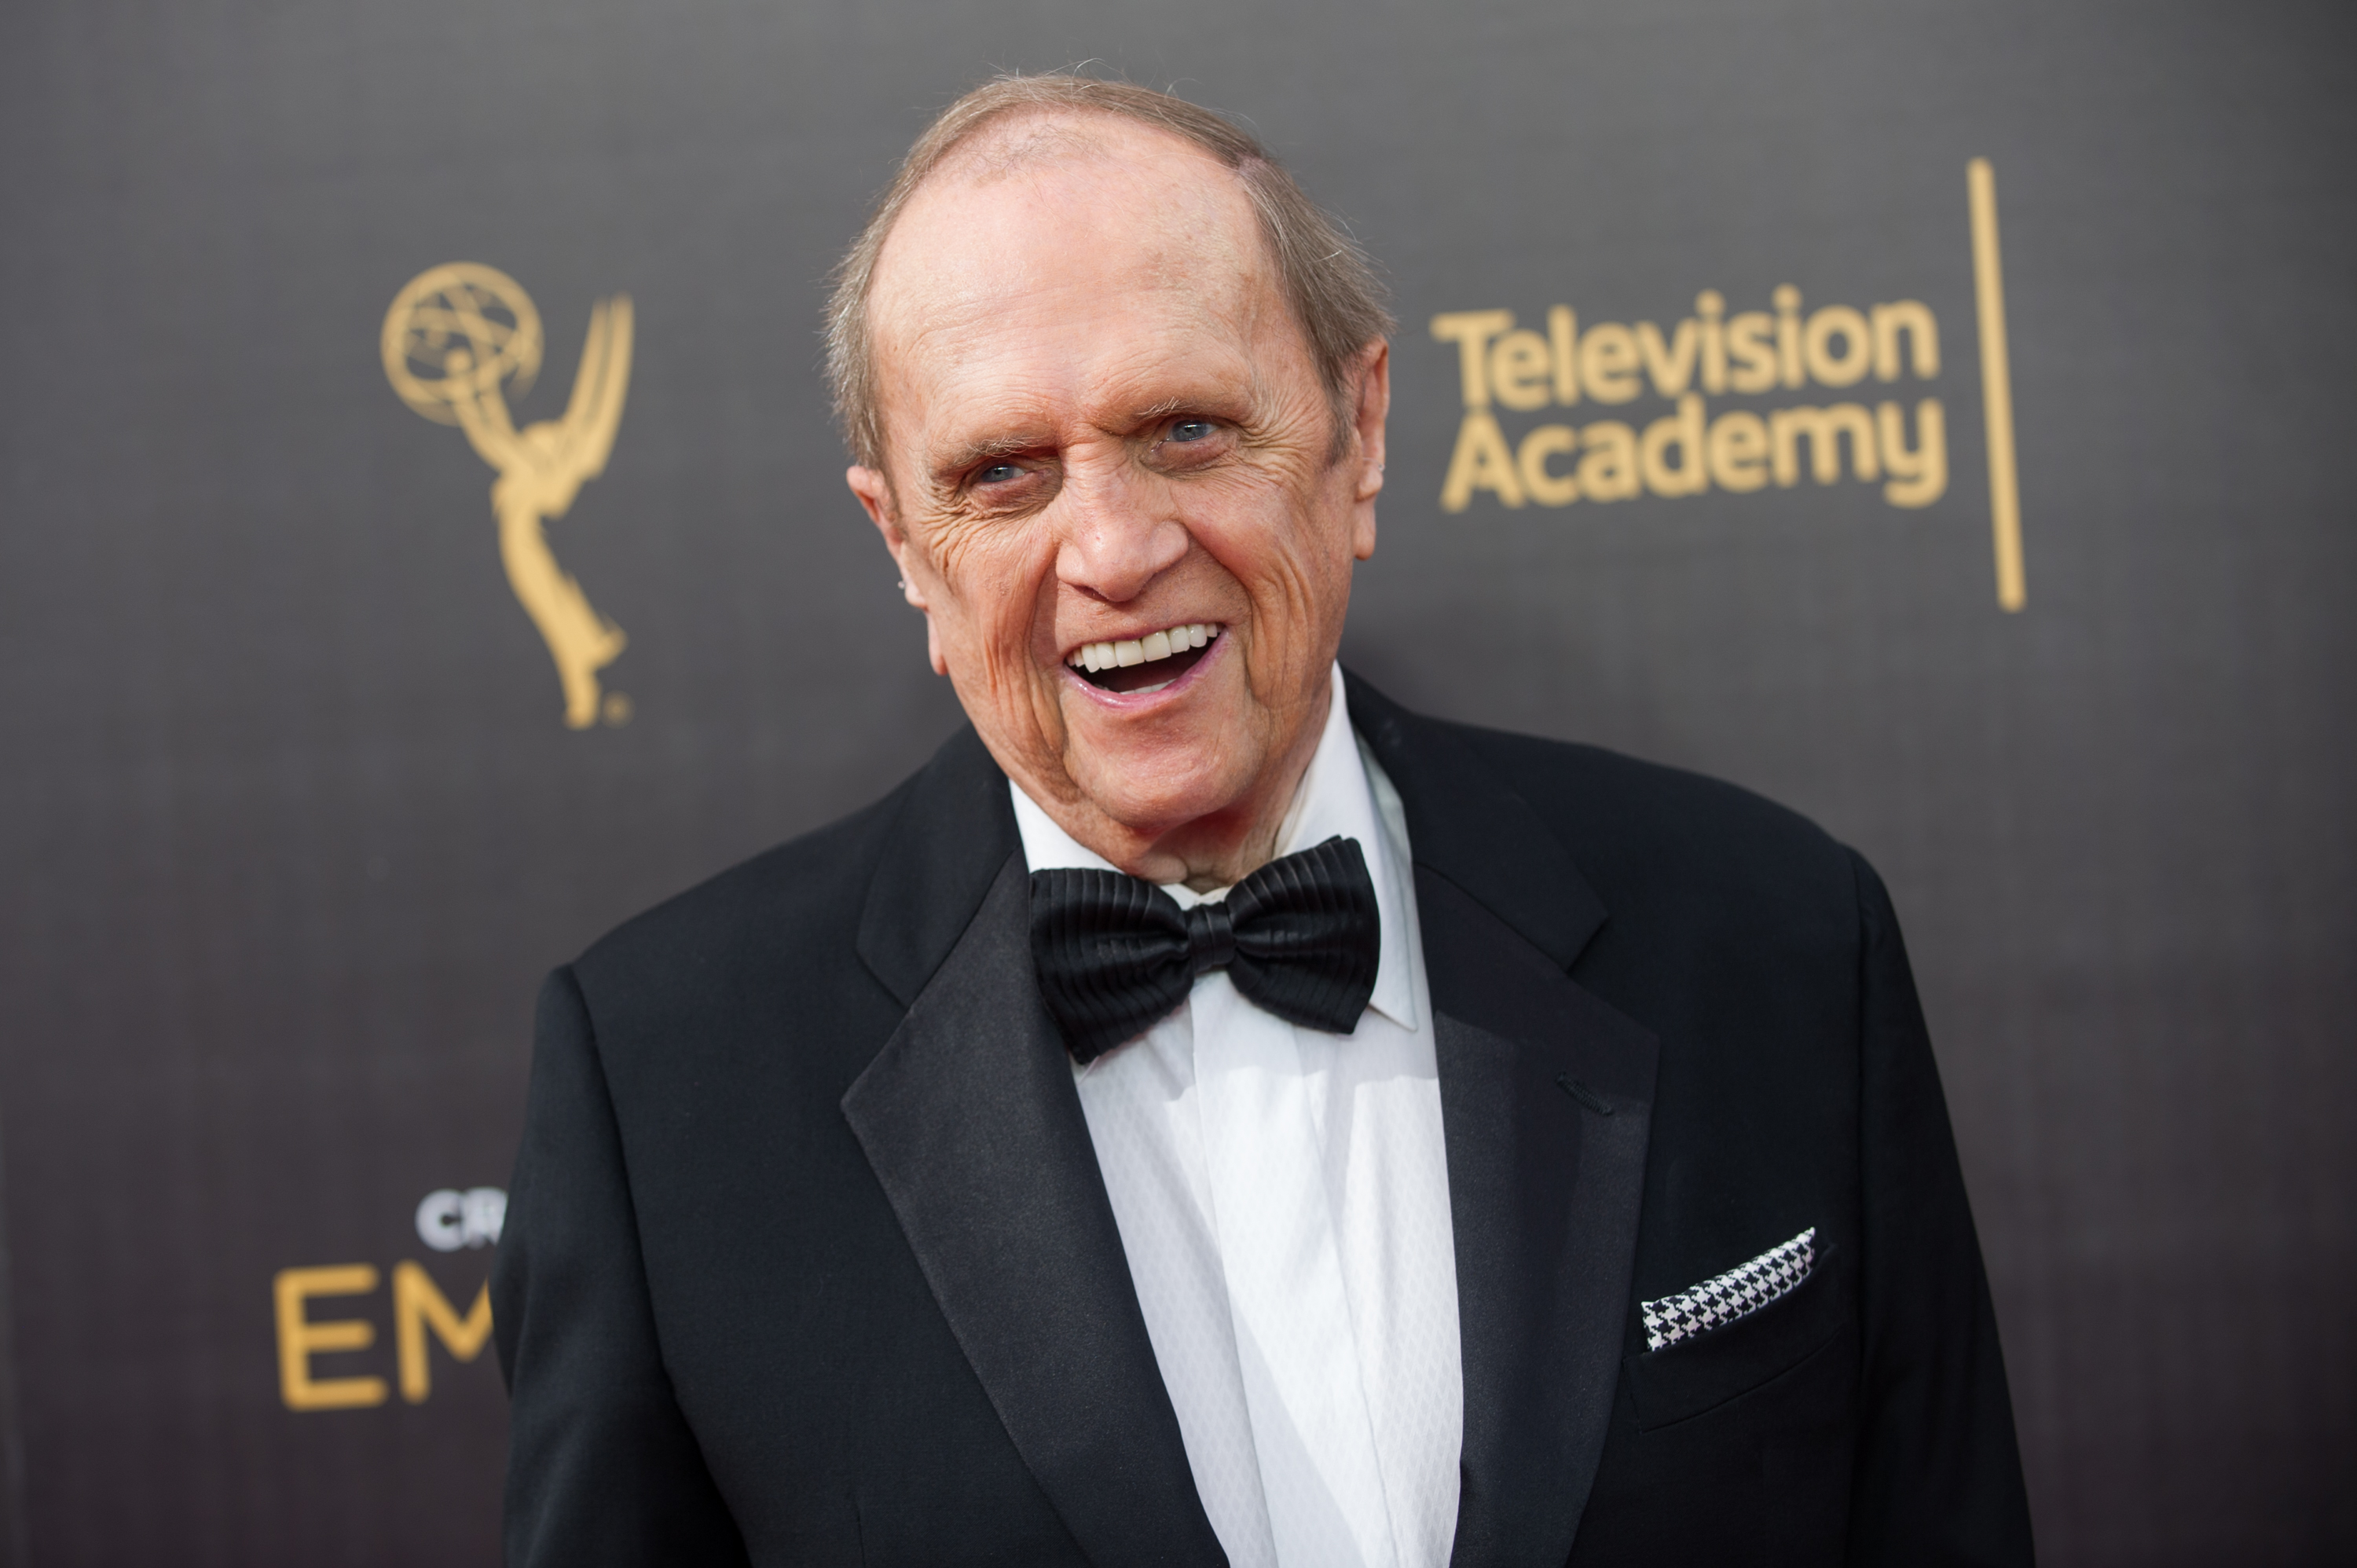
2, 2, 2350, 1563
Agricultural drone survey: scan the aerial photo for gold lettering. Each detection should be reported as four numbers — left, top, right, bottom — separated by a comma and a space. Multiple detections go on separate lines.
1578, 324, 1642, 403
1517, 424, 1580, 506
1574, 420, 1640, 501
274, 1265, 388, 1412
394, 1261, 494, 1404
1803, 306, 1872, 388
1490, 329, 1554, 412
1871, 300, 1941, 381
1726, 312, 1777, 394
1878, 399, 1948, 507
1548, 306, 1579, 405
1696, 291, 1728, 396
1706, 410, 1771, 492
1440, 411, 1527, 510
1773, 285, 1804, 389
1639, 394, 1709, 497
1771, 404, 1880, 486
1430, 311, 1516, 409
1637, 320, 1699, 399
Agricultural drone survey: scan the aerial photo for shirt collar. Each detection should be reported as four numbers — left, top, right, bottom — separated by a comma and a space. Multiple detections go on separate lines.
1009, 664, 1418, 1033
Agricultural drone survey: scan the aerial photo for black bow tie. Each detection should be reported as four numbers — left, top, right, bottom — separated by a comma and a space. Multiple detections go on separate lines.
1028, 835, 1382, 1063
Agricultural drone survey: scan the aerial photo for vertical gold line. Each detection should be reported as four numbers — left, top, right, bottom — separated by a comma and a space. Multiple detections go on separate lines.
1969, 157, 2026, 611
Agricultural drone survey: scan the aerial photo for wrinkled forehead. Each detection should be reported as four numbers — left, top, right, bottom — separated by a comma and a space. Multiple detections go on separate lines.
864, 115, 1285, 430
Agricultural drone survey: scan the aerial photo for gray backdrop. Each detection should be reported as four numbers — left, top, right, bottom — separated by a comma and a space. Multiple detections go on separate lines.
2, 1, 2351, 1563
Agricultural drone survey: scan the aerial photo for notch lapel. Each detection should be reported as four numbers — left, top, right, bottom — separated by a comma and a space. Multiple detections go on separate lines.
1347, 673, 1658, 1565
1421, 869, 1656, 1566
843, 852, 1227, 1568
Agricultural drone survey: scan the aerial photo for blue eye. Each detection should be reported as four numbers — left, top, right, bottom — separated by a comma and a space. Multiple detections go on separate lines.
977, 462, 1021, 485
1168, 419, 1215, 443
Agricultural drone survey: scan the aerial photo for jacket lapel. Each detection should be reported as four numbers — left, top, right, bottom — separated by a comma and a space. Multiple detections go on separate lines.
1349, 676, 1659, 1566
854, 722, 1024, 1009
844, 691, 1653, 1565
844, 737, 1226, 1567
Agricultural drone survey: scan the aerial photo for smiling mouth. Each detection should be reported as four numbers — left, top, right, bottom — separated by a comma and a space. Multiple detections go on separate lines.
1066, 622, 1222, 694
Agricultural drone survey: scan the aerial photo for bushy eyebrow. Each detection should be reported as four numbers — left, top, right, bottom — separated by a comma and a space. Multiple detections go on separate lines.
923, 379, 1266, 482
929, 430, 1049, 482
1129, 395, 1193, 424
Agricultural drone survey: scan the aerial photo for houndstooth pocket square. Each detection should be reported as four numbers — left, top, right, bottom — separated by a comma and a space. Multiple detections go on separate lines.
1641, 1227, 1816, 1352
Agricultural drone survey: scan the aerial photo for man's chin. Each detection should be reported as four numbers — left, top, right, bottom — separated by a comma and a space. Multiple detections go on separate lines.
1061, 767, 1250, 852
1054, 720, 1258, 844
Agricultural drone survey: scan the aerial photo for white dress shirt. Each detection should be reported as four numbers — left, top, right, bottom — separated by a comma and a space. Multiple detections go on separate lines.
1010, 664, 1463, 1568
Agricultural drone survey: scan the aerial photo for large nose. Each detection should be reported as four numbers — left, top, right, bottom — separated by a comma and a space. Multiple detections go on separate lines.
1052, 460, 1189, 605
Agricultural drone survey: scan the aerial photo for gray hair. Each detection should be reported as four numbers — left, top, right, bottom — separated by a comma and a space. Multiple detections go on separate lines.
824, 72, 1394, 471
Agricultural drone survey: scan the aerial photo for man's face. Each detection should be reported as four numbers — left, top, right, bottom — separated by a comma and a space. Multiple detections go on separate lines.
849, 116, 1388, 882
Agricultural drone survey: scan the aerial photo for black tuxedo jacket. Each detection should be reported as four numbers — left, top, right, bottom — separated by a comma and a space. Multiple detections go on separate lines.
493, 676, 2033, 1566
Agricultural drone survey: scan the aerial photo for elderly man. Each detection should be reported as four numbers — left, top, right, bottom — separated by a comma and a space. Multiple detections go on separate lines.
493, 75, 2033, 1567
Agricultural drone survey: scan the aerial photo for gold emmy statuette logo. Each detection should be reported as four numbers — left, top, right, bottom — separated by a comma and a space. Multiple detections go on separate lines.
384, 262, 635, 728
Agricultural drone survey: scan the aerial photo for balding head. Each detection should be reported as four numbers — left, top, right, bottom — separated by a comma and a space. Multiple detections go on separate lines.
826, 75, 1390, 472
864, 114, 1283, 496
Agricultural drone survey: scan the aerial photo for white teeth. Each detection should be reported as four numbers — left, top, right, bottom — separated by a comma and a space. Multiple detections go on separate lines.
1066, 623, 1224, 675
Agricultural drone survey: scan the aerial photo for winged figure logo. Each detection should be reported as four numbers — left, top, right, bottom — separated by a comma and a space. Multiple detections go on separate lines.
383, 263, 634, 728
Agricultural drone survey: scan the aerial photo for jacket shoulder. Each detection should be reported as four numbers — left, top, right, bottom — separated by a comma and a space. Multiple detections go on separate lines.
1438, 719, 1863, 944
566, 771, 918, 1026
1450, 721, 1840, 856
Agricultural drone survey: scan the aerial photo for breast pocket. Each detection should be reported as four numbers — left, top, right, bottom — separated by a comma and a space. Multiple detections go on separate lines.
1626, 1242, 1852, 1432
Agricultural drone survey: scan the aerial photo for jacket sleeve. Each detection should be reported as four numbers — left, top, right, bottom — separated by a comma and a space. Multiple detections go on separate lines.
1846, 850, 2036, 1566
492, 967, 750, 1567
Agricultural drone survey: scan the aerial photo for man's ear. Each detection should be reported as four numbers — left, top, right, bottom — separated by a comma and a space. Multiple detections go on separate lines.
848, 463, 948, 674
1348, 340, 1390, 559
847, 463, 926, 610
